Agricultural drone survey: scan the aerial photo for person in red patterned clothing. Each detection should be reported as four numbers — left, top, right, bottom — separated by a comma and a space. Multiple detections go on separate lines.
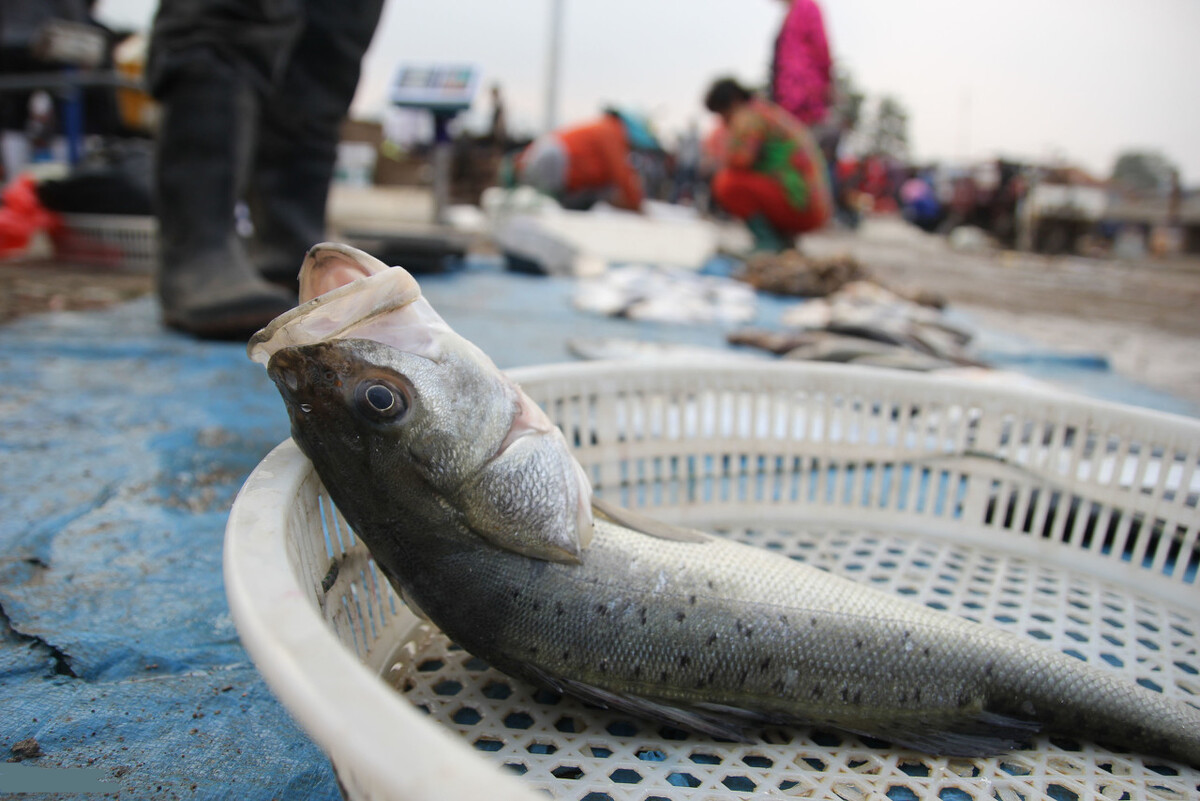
704, 77, 832, 252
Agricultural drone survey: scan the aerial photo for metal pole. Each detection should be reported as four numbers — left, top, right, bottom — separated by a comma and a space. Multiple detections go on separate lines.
543, 0, 563, 133
432, 112, 453, 225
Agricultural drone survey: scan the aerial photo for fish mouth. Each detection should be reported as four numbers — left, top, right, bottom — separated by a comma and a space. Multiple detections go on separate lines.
248, 243, 435, 366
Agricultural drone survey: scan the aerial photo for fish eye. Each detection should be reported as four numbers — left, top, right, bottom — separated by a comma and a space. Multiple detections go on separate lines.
355, 380, 408, 421
365, 384, 394, 411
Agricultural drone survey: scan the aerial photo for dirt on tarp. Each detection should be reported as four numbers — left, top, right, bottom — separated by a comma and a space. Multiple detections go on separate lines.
9, 737, 43, 761
0, 258, 152, 325
737, 250, 869, 297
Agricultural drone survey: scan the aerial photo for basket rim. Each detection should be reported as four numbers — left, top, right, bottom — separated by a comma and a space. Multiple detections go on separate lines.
507, 359, 1200, 432
223, 438, 540, 801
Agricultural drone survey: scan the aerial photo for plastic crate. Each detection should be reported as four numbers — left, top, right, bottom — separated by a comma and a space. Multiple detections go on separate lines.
224, 361, 1200, 801
53, 213, 158, 271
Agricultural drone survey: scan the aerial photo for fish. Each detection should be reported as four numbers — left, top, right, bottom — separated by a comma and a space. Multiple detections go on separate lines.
565, 337, 768, 364
728, 327, 954, 370
249, 242, 1200, 769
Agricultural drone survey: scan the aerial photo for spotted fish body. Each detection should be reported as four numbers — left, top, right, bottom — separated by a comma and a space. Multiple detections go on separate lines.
251, 243, 1200, 768
342, 510, 1198, 764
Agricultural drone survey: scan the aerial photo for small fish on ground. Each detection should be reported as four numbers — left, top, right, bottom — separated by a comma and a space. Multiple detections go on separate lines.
731, 279, 981, 369
572, 264, 756, 325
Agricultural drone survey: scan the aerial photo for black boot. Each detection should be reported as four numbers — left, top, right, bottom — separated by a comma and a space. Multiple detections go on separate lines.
248, 0, 384, 290
153, 56, 296, 340
248, 140, 334, 293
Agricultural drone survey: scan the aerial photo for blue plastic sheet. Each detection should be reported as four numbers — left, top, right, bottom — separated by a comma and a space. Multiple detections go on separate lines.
2, 259, 1194, 799
0, 299, 337, 799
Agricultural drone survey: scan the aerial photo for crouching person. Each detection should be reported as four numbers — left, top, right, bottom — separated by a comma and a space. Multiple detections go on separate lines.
704, 77, 832, 252
516, 108, 657, 213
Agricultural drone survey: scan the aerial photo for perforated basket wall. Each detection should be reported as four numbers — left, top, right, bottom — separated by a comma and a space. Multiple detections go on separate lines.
225, 361, 1200, 801
53, 213, 158, 271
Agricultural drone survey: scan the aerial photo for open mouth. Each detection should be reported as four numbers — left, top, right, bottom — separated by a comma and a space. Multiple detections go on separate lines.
248, 244, 436, 365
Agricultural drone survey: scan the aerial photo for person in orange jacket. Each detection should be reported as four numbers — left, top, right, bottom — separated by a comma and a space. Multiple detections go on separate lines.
517, 109, 657, 212
704, 76, 832, 251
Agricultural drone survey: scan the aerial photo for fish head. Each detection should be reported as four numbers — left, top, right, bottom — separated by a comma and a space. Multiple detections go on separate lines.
251, 243, 594, 565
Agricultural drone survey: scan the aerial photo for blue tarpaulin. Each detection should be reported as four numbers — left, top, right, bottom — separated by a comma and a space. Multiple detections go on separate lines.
1, 259, 1195, 799
0, 300, 339, 799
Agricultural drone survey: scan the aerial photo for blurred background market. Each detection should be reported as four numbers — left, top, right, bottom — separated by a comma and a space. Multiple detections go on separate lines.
3, 0, 1197, 257
1, 0, 1198, 405
3, 3, 1200, 797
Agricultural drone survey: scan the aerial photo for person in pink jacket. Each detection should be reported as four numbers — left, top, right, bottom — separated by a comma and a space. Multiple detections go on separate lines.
769, 0, 833, 127
770, 0, 847, 224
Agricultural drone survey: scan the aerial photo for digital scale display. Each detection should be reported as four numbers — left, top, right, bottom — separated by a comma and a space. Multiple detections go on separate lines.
389, 64, 480, 113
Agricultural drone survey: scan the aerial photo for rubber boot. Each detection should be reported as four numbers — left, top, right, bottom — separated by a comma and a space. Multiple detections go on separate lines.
248, 0, 384, 290
247, 139, 334, 293
153, 58, 296, 340
745, 213, 788, 253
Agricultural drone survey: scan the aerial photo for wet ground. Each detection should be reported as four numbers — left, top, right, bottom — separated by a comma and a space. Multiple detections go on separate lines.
4, 214, 1198, 412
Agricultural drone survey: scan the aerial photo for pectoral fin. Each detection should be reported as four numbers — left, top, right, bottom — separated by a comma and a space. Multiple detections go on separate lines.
520, 665, 750, 742
591, 497, 710, 543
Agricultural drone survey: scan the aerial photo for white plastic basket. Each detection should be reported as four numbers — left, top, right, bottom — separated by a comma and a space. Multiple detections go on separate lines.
224, 361, 1200, 801
53, 213, 158, 271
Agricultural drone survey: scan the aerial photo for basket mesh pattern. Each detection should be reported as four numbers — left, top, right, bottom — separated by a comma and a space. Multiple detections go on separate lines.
285, 364, 1200, 800
54, 213, 158, 271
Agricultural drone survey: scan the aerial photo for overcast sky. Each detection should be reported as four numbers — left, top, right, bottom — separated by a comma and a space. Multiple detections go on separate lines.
98, 0, 1200, 184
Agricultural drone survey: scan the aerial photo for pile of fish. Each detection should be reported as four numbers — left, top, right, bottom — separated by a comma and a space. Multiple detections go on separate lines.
567, 249, 976, 372
247, 243, 1200, 769
731, 279, 981, 371
736, 249, 868, 297
565, 337, 768, 364
572, 263, 756, 325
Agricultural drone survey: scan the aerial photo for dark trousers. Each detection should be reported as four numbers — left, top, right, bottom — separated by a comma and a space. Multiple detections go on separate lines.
147, 0, 385, 279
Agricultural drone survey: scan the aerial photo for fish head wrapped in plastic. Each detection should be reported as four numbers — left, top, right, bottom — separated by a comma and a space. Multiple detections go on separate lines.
248, 243, 594, 564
